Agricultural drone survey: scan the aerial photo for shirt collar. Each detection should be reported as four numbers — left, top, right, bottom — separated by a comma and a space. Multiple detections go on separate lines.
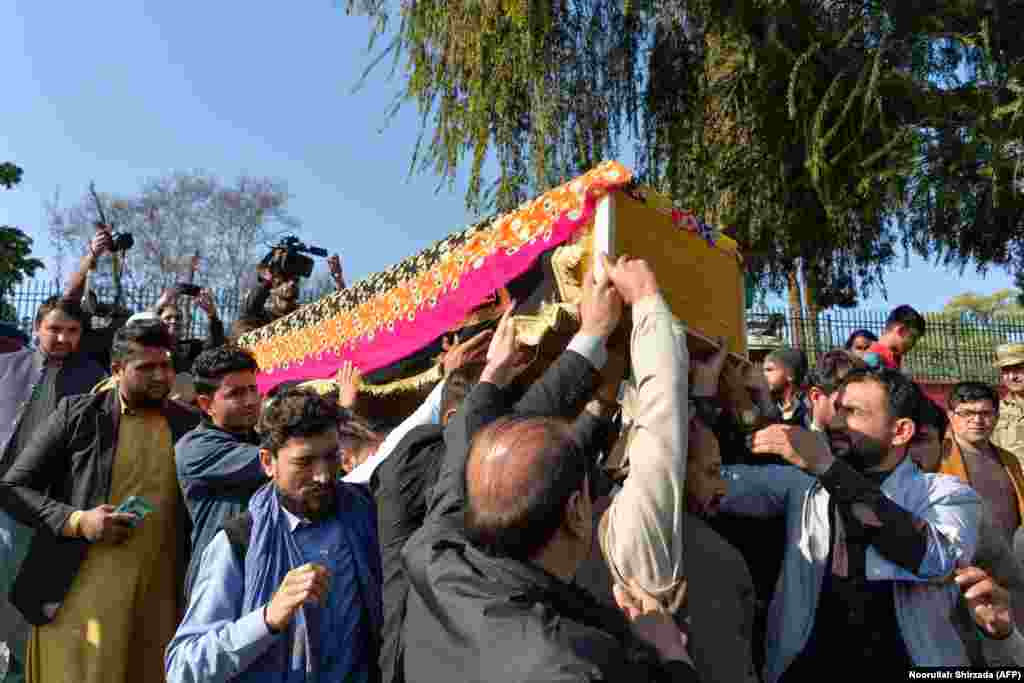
118, 391, 163, 416
118, 391, 132, 415
281, 505, 310, 532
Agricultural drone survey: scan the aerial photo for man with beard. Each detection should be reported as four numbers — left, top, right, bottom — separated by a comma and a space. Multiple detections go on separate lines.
176, 346, 266, 598
0, 296, 107, 682
0, 319, 198, 683
720, 368, 982, 681
760, 347, 811, 428
166, 388, 382, 683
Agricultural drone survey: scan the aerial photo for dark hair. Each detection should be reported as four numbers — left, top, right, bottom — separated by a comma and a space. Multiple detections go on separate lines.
764, 347, 808, 386
807, 349, 867, 395
844, 329, 878, 349
441, 361, 486, 420
464, 416, 587, 560
34, 296, 89, 330
914, 388, 950, 442
838, 367, 921, 422
257, 387, 345, 455
885, 305, 926, 337
110, 319, 175, 365
947, 381, 1000, 413
191, 346, 259, 396
337, 412, 381, 446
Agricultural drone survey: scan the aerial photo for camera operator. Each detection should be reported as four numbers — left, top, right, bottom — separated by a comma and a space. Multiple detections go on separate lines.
151, 285, 226, 374
62, 224, 133, 369
239, 238, 328, 326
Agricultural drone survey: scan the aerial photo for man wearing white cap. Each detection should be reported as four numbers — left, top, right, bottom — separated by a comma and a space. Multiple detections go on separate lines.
992, 343, 1024, 468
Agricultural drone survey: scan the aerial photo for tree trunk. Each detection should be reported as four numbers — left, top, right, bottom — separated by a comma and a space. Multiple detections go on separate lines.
804, 267, 821, 359
787, 266, 805, 350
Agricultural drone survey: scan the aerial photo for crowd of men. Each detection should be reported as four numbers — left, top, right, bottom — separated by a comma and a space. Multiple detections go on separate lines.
0, 234, 1023, 682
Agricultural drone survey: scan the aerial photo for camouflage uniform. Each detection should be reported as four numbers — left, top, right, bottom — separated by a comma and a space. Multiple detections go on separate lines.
992, 343, 1024, 468
993, 394, 1024, 469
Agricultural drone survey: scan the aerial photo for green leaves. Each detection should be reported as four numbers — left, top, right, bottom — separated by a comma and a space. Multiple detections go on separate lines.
0, 162, 23, 190
343, 0, 1024, 306
0, 163, 43, 312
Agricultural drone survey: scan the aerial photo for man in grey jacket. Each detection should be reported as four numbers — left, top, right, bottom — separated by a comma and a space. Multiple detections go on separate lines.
175, 346, 265, 596
0, 296, 106, 682
727, 368, 981, 681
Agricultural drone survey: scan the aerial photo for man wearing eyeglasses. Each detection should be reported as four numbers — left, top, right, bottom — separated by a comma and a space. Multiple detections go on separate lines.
933, 381, 1024, 546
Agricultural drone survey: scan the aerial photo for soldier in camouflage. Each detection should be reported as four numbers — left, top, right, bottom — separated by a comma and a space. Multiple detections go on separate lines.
992, 343, 1024, 468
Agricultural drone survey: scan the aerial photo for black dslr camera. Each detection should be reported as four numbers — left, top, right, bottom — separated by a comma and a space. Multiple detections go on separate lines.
261, 236, 328, 279
110, 231, 134, 252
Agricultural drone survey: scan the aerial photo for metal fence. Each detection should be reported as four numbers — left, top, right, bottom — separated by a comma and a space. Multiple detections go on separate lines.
3, 280, 334, 340
5, 281, 1021, 384
748, 308, 1024, 384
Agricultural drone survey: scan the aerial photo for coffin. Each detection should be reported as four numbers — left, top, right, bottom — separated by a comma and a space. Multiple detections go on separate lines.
237, 162, 746, 422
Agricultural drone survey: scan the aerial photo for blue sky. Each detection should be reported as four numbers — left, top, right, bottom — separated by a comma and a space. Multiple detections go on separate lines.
0, 0, 1015, 313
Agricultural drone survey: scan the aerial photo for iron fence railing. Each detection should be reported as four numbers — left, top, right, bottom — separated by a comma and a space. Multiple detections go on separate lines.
3, 280, 334, 341
748, 308, 1024, 383
4, 282, 1019, 384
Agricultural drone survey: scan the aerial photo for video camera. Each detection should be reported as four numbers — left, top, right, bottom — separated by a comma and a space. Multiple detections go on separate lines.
261, 236, 328, 280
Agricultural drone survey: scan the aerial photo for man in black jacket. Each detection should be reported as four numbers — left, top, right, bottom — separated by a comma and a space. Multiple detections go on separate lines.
0, 319, 199, 683
375, 348, 622, 683
400, 266, 698, 683
0, 296, 107, 683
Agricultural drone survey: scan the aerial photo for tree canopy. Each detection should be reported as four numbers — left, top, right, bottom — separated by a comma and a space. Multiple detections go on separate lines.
0, 163, 44, 321
345, 0, 1024, 309
47, 172, 299, 293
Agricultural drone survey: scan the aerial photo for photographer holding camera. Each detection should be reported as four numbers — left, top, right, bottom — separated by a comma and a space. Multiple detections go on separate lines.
239, 237, 329, 328
62, 223, 134, 369
151, 283, 225, 374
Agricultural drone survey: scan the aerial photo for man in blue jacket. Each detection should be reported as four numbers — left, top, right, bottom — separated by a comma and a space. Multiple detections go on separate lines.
166, 387, 382, 683
176, 346, 266, 596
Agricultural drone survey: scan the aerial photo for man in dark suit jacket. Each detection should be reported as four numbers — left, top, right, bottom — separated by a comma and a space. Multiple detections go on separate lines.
401, 263, 698, 683
0, 319, 199, 683
0, 296, 108, 683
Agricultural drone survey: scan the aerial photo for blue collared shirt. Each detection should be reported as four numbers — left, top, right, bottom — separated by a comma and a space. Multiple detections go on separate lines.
165, 506, 369, 683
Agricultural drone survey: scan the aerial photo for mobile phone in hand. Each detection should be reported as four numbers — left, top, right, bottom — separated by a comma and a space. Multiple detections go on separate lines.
176, 283, 202, 297
114, 496, 155, 527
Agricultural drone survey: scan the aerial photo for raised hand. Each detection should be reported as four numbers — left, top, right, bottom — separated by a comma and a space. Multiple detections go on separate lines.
328, 253, 345, 289
750, 424, 835, 475
599, 252, 659, 306
88, 228, 114, 261
481, 304, 532, 388
441, 328, 494, 378
692, 337, 729, 398
264, 563, 332, 632
579, 259, 623, 339
335, 360, 361, 409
